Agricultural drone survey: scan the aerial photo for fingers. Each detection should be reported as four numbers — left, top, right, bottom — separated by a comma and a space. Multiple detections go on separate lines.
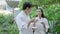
30, 18, 35, 22
41, 22, 45, 28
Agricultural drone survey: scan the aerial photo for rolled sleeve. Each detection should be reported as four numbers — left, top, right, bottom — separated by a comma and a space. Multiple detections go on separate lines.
15, 16, 28, 31
44, 18, 49, 32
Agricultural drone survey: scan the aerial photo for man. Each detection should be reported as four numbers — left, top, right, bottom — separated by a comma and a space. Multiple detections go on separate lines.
15, 2, 35, 34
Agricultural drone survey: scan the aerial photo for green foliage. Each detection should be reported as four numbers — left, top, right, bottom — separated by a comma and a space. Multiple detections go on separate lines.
29, 7, 37, 18
54, 20, 60, 33
19, 0, 60, 9
0, 11, 19, 34
44, 4, 60, 20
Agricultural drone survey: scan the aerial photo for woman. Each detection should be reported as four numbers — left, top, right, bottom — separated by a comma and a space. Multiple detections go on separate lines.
32, 8, 49, 34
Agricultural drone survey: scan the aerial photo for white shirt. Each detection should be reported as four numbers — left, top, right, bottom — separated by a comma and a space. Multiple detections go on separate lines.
15, 11, 33, 34
34, 17, 49, 34
27, 17, 49, 34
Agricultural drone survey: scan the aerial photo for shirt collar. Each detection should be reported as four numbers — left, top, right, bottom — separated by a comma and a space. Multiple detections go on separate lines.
22, 11, 29, 17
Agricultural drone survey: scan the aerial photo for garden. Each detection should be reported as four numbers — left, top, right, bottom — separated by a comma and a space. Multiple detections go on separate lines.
0, 0, 60, 34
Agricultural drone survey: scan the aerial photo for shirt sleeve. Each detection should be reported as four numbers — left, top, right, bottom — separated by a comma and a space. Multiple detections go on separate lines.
15, 16, 28, 30
44, 18, 49, 32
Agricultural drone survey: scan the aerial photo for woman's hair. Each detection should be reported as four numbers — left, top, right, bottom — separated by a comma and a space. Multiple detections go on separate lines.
37, 8, 45, 18
40, 8, 45, 18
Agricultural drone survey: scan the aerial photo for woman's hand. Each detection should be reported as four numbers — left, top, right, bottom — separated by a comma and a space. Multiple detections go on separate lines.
41, 22, 45, 28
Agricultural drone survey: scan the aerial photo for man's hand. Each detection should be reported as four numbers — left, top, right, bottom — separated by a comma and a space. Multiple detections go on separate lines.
28, 18, 37, 27
30, 18, 36, 22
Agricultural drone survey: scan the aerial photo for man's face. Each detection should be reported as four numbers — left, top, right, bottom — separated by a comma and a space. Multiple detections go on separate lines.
26, 7, 32, 14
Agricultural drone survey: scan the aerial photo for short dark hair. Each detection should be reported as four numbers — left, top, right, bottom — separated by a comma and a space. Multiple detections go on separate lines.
23, 2, 32, 10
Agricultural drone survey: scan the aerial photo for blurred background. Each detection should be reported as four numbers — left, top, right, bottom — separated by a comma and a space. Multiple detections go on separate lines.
0, 0, 60, 34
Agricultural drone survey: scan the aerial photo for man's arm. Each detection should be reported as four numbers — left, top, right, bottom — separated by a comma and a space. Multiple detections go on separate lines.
27, 18, 36, 27
15, 16, 28, 30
